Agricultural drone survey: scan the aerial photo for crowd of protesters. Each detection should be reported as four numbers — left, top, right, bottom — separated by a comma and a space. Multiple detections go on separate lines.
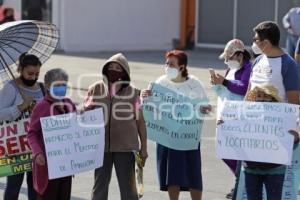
0, 5, 300, 200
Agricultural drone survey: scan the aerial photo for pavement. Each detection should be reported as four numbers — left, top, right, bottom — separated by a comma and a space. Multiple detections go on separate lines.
0, 50, 243, 200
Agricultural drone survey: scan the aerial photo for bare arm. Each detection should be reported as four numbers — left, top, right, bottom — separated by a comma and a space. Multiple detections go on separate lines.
282, 11, 291, 29
287, 91, 300, 105
244, 82, 252, 101
136, 109, 148, 167
295, 53, 300, 63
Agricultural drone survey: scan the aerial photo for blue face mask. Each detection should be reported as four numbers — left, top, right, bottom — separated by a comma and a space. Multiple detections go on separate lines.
50, 85, 67, 99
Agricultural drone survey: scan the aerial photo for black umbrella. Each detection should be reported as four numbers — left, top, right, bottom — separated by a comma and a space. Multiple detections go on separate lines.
0, 20, 59, 87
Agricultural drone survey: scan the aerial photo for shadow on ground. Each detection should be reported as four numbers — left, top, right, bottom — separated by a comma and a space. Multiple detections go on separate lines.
0, 182, 87, 200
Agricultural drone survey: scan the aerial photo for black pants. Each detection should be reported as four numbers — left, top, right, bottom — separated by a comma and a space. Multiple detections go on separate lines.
232, 161, 242, 200
4, 171, 36, 200
244, 172, 285, 200
92, 152, 138, 200
37, 176, 72, 200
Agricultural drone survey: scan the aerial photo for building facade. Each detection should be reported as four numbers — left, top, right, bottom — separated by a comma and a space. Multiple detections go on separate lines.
3, 0, 298, 52
195, 0, 297, 48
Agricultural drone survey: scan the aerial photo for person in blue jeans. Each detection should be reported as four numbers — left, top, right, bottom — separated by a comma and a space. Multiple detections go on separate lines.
243, 84, 299, 200
295, 37, 300, 63
282, 7, 300, 57
0, 53, 44, 200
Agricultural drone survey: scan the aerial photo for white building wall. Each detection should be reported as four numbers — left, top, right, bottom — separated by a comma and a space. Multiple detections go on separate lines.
2, 0, 21, 19
2, 0, 21, 11
53, 0, 181, 52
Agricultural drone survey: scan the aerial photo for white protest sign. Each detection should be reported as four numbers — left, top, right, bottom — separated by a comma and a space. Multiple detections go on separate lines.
216, 101, 299, 165
40, 108, 105, 179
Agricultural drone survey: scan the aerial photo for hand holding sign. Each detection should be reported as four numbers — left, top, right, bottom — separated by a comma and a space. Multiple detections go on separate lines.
141, 89, 152, 99
18, 95, 34, 112
36, 153, 46, 166
200, 105, 212, 114
288, 130, 300, 143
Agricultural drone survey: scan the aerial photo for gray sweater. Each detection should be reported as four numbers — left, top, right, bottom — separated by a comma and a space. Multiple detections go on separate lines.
0, 82, 43, 121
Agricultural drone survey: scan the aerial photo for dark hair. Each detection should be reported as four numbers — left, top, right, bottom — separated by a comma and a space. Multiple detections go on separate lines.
3, 8, 14, 16
18, 53, 42, 70
165, 50, 188, 78
253, 21, 280, 46
235, 50, 251, 64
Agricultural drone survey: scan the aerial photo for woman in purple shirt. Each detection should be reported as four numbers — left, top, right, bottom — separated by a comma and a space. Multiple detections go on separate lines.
211, 39, 252, 199
212, 39, 252, 96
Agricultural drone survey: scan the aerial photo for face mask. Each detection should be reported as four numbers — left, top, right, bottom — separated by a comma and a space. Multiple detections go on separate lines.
225, 60, 241, 70
5, 16, 14, 21
107, 71, 125, 83
20, 76, 37, 87
165, 66, 179, 80
251, 42, 263, 55
50, 85, 67, 100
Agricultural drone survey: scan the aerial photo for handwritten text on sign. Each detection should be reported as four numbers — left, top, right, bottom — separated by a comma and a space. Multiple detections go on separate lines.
41, 108, 105, 179
143, 83, 207, 150
216, 101, 299, 165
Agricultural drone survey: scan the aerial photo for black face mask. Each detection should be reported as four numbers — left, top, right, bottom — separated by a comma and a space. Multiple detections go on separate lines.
5, 16, 14, 21
107, 71, 125, 83
20, 76, 37, 87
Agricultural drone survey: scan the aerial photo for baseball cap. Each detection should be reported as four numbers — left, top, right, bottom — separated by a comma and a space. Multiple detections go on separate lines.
219, 39, 245, 60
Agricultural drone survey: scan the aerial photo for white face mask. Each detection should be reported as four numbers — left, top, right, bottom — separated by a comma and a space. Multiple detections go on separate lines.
251, 42, 263, 55
225, 60, 241, 70
165, 66, 179, 80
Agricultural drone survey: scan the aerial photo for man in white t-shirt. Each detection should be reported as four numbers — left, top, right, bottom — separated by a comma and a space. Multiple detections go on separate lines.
249, 21, 300, 104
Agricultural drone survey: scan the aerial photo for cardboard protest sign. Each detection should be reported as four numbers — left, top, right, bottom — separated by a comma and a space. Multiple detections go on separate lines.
41, 108, 105, 179
217, 101, 300, 199
216, 101, 298, 165
0, 111, 33, 177
143, 83, 207, 150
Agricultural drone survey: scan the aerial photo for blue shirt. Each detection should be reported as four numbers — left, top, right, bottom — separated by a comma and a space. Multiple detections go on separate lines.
296, 37, 300, 55
283, 7, 300, 36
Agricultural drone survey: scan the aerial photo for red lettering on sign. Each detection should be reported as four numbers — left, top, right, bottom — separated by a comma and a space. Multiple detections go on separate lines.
6, 124, 18, 137
23, 121, 30, 133
0, 140, 5, 157
19, 135, 30, 152
7, 137, 19, 155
